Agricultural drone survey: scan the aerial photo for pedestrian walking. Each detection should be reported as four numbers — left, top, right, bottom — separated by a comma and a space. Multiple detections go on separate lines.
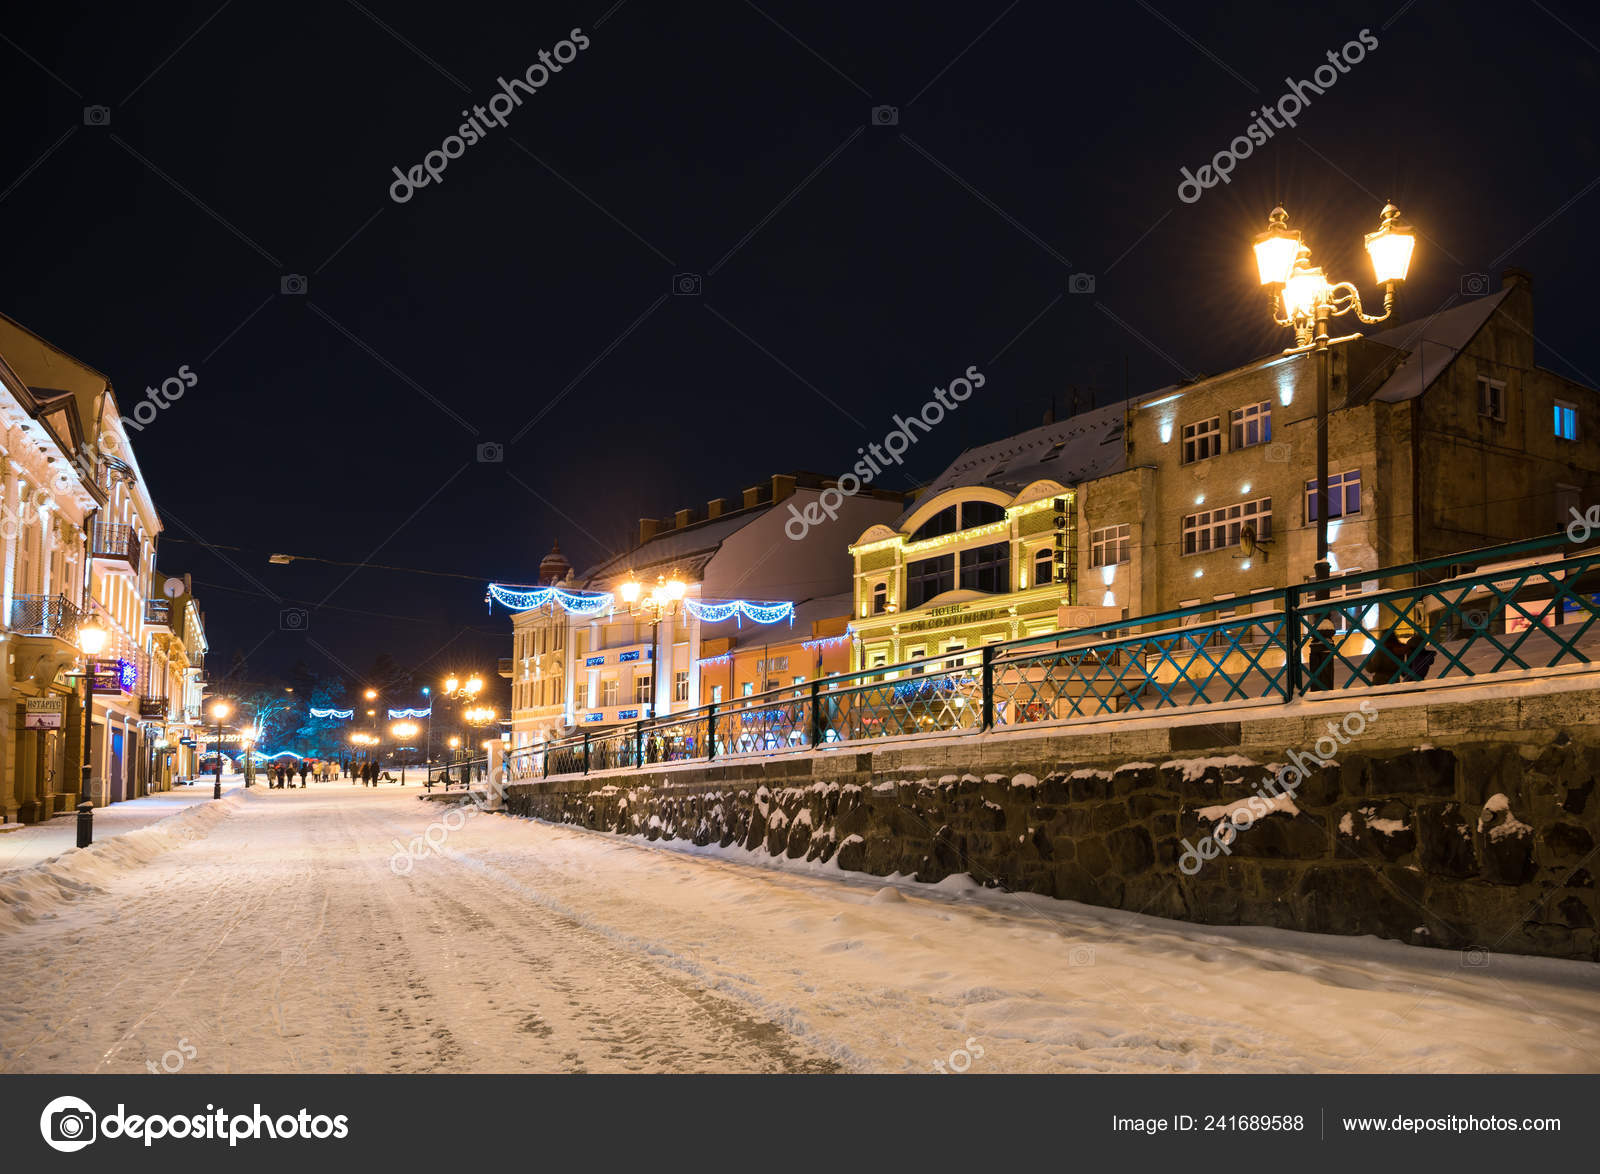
297, 761, 308, 788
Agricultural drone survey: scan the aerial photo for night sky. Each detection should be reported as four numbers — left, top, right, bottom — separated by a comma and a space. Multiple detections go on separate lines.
3, 0, 1596, 697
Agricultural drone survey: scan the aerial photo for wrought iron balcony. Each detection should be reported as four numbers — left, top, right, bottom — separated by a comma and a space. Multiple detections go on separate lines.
144, 597, 173, 628
91, 522, 140, 572
140, 696, 169, 720
9, 594, 81, 640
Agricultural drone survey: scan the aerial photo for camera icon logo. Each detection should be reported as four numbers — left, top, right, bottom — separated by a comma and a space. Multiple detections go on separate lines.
1264, 441, 1292, 463
1460, 272, 1490, 297
870, 105, 898, 126
1068, 273, 1095, 295
280, 274, 308, 295
83, 105, 111, 126
40, 1095, 97, 1152
671, 273, 702, 296
476, 441, 504, 463
1068, 945, 1096, 966
1461, 945, 1491, 968
279, 607, 308, 631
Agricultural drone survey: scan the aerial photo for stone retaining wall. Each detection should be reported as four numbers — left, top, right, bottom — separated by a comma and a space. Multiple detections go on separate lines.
504, 686, 1600, 960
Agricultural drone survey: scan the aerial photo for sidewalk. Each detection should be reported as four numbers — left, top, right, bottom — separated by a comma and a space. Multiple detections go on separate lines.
0, 774, 246, 874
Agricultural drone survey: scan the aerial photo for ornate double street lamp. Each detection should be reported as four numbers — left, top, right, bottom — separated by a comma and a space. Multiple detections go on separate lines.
619, 573, 686, 719
461, 707, 497, 784
390, 720, 419, 785
1253, 202, 1416, 686
75, 616, 109, 848
439, 674, 483, 767
210, 700, 230, 799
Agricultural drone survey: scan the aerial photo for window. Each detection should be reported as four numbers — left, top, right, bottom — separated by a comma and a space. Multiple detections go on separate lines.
958, 541, 1010, 593
634, 674, 651, 704
871, 582, 888, 614
1039, 440, 1066, 462
741, 682, 754, 697
792, 675, 805, 686
601, 679, 619, 707
943, 641, 965, 668
1555, 399, 1579, 441
711, 685, 723, 703
909, 505, 958, 542
573, 678, 590, 707
1182, 416, 1222, 463
1304, 470, 1362, 521
1032, 546, 1054, 587
1090, 524, 1131, 567
1230, 401, 1272, 449
1478, 376, 1506, 421
1182, 497, 1273, 555
906, 554, 955, 607
908, 646, 926, 674
960, 500, 1007, 529
673, 670, 689, 702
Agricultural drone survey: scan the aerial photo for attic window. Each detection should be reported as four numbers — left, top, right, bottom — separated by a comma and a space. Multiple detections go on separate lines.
1039, 441, 1066, 462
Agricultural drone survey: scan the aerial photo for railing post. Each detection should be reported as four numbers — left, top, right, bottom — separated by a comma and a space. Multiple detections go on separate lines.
543, 745, 550, 778
707, 702, 718, 761
1283, 584, 1302, 700
809, 680, 823, 747
635, 719, 645, 768
981, 643, 996, 729
582, 731, 590, 775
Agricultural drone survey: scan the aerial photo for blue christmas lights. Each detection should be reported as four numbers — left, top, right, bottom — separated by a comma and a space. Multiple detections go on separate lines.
309, 707, 354, 719
387, 707, 432, 719
683, 599, 795, 626
487, 583, 614, 614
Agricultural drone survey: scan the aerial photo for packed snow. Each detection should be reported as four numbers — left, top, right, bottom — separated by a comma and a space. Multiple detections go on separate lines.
0, 778, 1596, 1074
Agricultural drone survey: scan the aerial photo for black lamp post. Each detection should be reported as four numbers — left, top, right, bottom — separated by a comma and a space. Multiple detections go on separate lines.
76, 617, 109, 849
210, 700, 229, 798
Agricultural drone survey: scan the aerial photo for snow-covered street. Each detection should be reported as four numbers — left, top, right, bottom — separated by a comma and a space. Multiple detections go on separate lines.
2, 781, 1597, 1074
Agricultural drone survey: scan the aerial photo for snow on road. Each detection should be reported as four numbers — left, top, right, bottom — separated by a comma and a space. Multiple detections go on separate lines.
0, 779, 240, 875
0, 781, 1596, 1074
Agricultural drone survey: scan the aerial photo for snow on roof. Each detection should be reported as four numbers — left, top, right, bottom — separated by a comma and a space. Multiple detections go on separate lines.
580, 511, 758, 585
1364, 288, 1511, 403
900, 400, 1128, 523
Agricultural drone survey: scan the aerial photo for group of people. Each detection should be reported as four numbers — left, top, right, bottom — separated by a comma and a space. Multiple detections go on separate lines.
259, 759, 391, 788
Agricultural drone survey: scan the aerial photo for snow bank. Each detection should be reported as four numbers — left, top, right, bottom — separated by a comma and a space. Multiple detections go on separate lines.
0, 790, 240, 934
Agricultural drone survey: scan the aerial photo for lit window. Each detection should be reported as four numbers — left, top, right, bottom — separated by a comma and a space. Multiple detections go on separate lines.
741, 681, 754, 697
634, 675, 651, 703
673, 670, 689, 702
1304, 470, 1362, 521
1478, 376, 1506, 421
602, 679, 619, 707
1230, 401, 1272, 449
1555, 399, 1579, 441
1182, 497, 1273, 555
1089, 524, 1131, 567
1182, 416, 1222, 463
711, 685, 723, 703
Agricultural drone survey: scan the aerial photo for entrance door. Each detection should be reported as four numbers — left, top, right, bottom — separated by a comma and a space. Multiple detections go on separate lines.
110, 729, 125, 804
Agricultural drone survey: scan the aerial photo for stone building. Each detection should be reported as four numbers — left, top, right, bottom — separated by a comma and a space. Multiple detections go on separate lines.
1084, 269, 1600, 619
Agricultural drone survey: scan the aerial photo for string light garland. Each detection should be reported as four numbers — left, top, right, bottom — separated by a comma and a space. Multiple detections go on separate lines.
387, 707, 432, 719
683, 599, 794, 626
801, 634, 852, 651
486, 584, 614, 614
309, 707, 354, 719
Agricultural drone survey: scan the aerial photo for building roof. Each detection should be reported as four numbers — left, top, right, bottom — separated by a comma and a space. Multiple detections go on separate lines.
1363, 287, 1511, 403
901, 399, 1127, 523
580, 511, 754, 586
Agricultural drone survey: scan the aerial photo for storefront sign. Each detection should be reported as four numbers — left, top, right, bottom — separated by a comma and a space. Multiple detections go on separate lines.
618, 650, 641, 662
89, 658, 138, 695
24, 697, 64, 729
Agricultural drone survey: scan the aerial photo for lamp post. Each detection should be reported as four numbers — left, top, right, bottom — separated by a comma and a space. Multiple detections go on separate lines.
1254, 202, 1415, 688
210, 700, 230, 798
462, 707, 497, 785
439, 674, 483, 766
619, 573, 685, 722
242, 725, 258, 787
75, 616, 108, 848
390, 721, 419, 785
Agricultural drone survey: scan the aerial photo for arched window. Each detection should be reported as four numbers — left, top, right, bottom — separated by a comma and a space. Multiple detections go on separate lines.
871, 582, 888, 614
961, 500, 1007, 529
909, 505, 958, 543
1033, 547, 1055, 588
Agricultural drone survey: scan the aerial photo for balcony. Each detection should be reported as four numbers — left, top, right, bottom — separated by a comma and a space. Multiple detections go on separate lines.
140, 696, 170, 721
144, 597, 174, 631
90, 522, 140, 576
9, 594, 82, 685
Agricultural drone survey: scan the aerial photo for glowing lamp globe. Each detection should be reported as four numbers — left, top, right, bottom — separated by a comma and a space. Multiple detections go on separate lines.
1283, 266, 1327, 319
1364, 203, 1415, 284
1252, 207, 1300, 286
665, 577, 686, 601
620, 579, 642, 604
78, 619, 108, 656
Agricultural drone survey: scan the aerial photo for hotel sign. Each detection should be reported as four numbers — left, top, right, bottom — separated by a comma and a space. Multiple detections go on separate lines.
24, 697, 64, 729
899, 605, 1009, 635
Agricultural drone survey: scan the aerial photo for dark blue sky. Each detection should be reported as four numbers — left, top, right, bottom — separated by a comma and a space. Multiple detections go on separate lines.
3, 0, 1596, 693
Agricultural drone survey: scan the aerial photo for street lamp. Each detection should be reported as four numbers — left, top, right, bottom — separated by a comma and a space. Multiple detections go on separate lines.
390, 720, 419, 785
210, 700, 230, 798
75, 616, 108, 848
1255, 202, 1415, 688
618, 573, 686, 720
242, 725, 258, 787
439, 674, 484, 769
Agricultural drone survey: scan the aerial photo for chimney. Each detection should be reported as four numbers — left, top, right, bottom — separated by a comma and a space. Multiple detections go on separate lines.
742, 485, 763, 509
674, 508, 695, 529
639, 517, 659, 544
706, 496, 728, 519
770, 474, 796, 502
